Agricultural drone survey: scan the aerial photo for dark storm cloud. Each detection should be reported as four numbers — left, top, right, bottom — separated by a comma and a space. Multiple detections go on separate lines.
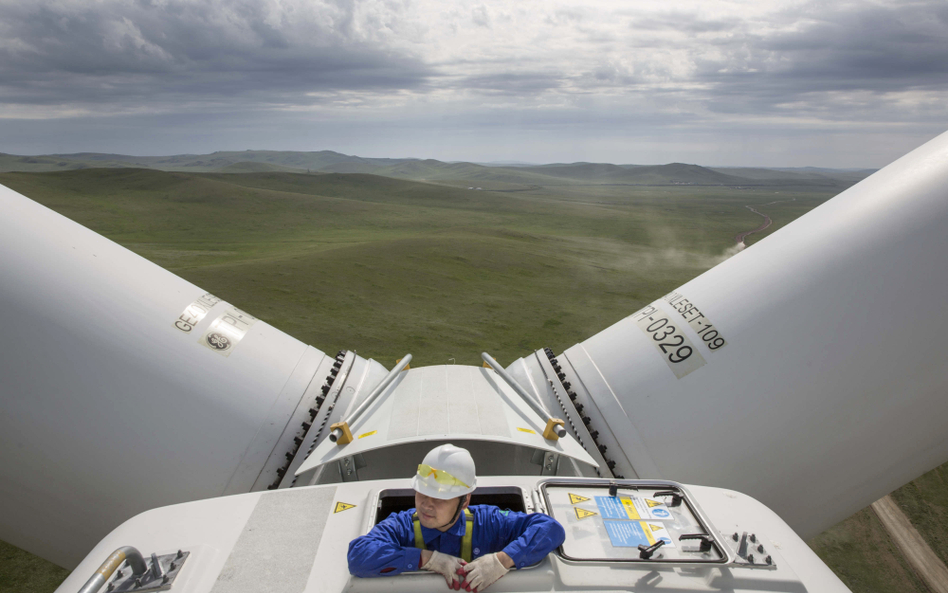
688, 1, 948, 116
0, 0, 434, 111
1, 0, 945, 165
4, 1, 945, 117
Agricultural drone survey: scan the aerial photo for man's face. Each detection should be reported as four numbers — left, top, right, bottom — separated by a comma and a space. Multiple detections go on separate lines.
415, 492, 465, 531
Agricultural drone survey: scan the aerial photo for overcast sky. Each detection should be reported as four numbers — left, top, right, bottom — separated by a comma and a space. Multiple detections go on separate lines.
1, 0, 946, 166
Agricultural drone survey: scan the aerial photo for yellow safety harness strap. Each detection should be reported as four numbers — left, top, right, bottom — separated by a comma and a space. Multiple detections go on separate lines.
461, 509, 473, 562
413, 512, 426, 551
412, 509, 475, 562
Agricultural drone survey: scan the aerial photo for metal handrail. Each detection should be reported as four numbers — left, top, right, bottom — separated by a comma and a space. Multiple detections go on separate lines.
330, 354, 412, 443
78, 546, 146, 593
481, 352, 566, 439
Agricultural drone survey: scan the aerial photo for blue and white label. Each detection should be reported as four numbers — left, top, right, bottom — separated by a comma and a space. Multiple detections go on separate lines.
595, 496, 630, 520
604, 521, 675, 549
604, 520, 651, 548
650, 507, 671, 519
594, 495, 674, 521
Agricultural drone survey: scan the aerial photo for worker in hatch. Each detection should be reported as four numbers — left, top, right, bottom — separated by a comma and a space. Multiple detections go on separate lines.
347, 444, 565, 591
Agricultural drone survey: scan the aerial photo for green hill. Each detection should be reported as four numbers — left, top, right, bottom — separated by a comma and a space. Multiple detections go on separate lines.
0, 153, 97, 172
0, 150, 872, 189
218, 161, 305, 173
515, 162, 746, 185
710, 166, 875, 186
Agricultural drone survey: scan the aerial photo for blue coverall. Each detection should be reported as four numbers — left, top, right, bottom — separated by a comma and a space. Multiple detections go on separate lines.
347, 505, 565, 577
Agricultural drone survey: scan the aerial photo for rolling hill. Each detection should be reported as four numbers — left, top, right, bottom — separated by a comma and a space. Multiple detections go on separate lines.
0, 150, 874, 189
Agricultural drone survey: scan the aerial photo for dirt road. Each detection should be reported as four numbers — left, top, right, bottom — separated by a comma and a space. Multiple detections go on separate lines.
872, 495, 948, 593
734, 205, 772, 244
733, 199, 796, 245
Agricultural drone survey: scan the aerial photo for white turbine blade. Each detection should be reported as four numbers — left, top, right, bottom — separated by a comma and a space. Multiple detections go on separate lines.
513, 129, 948, 539
0, 184, 333, 568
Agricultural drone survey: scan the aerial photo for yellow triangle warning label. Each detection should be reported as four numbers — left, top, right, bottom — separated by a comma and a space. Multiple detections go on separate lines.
646, 499, 663, 507
575, 507, 597, 520
569, 493, 590, 505
650, 524, 663, 532
334, 502, 357, 514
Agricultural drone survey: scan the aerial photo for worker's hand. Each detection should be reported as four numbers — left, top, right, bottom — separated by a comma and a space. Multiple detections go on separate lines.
421, 550, 466, 590
459, 553, 509, 592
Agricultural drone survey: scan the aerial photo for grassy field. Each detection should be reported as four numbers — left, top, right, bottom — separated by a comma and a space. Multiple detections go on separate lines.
891, 462, 948, 566
0, 169, 803, 366
0, 168, 943, 592
807, 508, 929, 592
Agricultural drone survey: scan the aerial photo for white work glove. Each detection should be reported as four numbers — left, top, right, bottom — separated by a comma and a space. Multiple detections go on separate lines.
422, 550, 466, 590
461, 553, 509, 592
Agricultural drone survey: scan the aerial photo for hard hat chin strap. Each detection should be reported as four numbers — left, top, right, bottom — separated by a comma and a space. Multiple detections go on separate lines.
433, 496, 466, 531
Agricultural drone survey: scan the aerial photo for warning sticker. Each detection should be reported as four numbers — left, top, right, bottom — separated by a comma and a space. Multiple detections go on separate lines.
604, 521, 675, 549
574, 507, 597, 520
647, 523, 675, 547
200, 307, 257, 357
358, 431, 377, 439
621, 497, 642, 519
173, 292, 221, 333
334, 502, 357, 514
516, 427, 536, 434
569, 493, 590, 505
631, 304, 706, 379
595, 496, 673, 521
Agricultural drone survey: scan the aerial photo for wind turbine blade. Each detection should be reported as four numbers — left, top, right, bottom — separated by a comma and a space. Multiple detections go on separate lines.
511, 129, 948, 539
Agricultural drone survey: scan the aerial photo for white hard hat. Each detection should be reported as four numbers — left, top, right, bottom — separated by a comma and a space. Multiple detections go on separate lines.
412, 443, 477, 499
